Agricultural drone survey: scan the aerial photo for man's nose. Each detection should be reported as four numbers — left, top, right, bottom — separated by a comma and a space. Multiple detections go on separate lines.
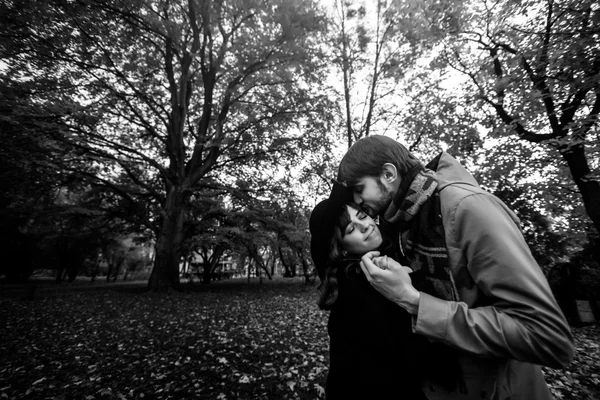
353, 193, 362, 204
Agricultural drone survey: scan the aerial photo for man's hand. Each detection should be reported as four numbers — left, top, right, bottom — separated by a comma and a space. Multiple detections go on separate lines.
360, 251, 421, 315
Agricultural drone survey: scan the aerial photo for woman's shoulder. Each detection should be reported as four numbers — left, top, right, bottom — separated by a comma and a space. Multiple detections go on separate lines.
335, 266, 392, 307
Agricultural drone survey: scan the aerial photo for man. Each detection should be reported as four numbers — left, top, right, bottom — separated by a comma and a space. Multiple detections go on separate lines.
337, 135, 574, 400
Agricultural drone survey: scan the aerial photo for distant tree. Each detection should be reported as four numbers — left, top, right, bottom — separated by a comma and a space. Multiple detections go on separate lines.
393, 73, 484, 162
0, 76, 78, 281
0, 74, 145, 283
327, 0, 463, 148
102, 236, 153, 282
181, 193, 231, 284
487, 180, 564, 269
271, 197, 314, 282
197, 243, 228, 283
278, 244, 299, 277
37, 206, 103, 283
473, 136, 592, 262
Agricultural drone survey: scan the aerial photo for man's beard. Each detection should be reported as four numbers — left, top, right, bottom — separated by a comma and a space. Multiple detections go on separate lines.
363, 179, 393, 217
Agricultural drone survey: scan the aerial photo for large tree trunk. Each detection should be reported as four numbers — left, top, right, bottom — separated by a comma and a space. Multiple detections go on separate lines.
148, 188, 188, 291
561, 144, 600, 260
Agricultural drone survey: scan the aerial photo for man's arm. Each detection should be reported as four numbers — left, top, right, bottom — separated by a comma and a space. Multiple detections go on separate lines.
421, 193, 573, 368
361, 193, 574, 369
362, 252, 420, 314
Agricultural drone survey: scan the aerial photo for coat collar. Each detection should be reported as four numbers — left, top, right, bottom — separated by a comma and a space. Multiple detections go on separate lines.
434, 152, 479, 191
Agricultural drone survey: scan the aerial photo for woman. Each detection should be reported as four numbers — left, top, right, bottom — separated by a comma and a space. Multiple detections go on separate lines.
309, 181, 430, 400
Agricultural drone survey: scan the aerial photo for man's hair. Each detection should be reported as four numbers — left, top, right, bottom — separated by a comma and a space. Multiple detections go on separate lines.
337, 135, 421, 185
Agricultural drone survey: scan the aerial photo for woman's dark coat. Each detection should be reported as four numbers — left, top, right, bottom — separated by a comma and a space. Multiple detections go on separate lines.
326, 264, 427, 400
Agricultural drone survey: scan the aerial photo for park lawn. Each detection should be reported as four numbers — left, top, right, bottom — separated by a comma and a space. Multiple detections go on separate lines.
0, 278, 598, 400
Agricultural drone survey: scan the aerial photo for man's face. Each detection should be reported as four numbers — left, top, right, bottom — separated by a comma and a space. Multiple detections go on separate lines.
351, 176, 393, 216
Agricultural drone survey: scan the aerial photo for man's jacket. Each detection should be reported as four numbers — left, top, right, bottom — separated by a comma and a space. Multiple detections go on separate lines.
413, 152, 573, 400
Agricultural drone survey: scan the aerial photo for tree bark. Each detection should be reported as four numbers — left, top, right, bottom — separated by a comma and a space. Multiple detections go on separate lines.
278, 246, 296, 277
148, 188, 188, 291
112, 260, 121, 282
297, 249, 313, 284
201, 262, 211, 284
201, 245, 226, 284
249, 246, 272, 281
560, 143, 600, 258
338, 0, 354, 149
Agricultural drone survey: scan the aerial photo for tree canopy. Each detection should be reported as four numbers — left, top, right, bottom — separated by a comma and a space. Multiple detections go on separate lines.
1, 0, 598, 286
1, 0, 336, 288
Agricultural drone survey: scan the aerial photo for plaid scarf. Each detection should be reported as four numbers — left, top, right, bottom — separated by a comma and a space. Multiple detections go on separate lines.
383, 156, 459, 302
382, 154, 465, 393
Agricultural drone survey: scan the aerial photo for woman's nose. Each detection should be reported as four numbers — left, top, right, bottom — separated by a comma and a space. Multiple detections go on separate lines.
357, 220, 369, 231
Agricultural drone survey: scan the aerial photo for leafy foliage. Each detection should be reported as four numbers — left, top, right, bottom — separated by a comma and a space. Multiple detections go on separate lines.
0, 281, 329, 399
326, 0, 464, 147
0, 0, 336, 289
471, 137, 583, 266
1, 0, 598, 288
543, 324, 600, 400
0, 280, 598, 399
439, 0, 600, 245
0, 75, 114, 282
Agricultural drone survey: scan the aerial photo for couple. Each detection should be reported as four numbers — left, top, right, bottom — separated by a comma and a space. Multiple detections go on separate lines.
309, 135, 574, 400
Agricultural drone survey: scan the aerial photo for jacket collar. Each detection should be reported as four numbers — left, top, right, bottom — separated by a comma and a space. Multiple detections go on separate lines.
434, 152, 479, 191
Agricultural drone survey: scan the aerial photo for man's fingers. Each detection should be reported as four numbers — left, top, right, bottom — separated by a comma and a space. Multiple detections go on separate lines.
371, 255, 390, 270
363, 251, 380, 260
360, 253, 382, 281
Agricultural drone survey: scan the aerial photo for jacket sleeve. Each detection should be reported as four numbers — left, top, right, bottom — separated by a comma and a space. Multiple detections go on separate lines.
413, 192, 574, 369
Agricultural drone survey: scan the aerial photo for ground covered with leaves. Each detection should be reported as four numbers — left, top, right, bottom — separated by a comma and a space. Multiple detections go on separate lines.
0, 278, 599, 400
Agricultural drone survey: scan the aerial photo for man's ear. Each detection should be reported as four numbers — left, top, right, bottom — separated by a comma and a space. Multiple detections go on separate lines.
381, 163, 398, 184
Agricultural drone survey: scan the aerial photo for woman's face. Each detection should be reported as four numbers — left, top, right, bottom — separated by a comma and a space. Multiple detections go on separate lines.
341, 205, 383, 255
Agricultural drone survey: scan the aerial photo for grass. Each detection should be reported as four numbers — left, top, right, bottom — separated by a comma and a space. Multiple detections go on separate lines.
0, 278, 598, 400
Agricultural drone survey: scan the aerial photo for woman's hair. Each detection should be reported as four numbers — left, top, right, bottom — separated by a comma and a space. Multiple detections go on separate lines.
317, 201, 364, 310
337, 135, 421, 186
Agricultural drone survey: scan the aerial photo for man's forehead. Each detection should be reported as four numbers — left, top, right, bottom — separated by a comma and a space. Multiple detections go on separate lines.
352, 176, 375, 186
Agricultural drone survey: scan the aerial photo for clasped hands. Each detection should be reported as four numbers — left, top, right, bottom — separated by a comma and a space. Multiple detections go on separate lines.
360, 251, 421, 315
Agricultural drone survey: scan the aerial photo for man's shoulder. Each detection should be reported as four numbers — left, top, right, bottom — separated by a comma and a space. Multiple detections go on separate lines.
437, 183, 500, 217
435, 153, 479, 188
438, 181, 488, 200
437, 183, 520, 226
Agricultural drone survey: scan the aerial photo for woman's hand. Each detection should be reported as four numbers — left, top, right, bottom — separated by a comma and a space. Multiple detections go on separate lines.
360, 251, 421, 315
